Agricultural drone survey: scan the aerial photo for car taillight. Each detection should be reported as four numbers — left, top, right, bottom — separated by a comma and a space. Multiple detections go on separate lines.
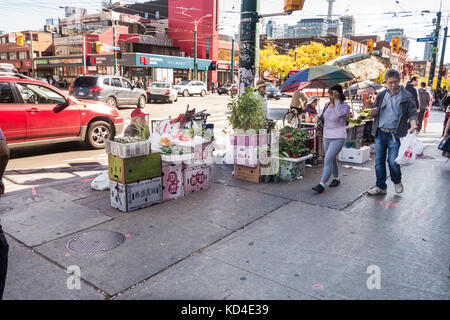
90, 87, 103, 92
165, 90, 170, 95
69, 86, 73, 92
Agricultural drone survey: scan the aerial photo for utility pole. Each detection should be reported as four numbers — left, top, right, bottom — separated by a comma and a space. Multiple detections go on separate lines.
29, 31, 35, 77
437, 15, 448, 89
194, 21, 198, 80
428, 4, 442, 87
231, 37, 235, 83
238, 0, 260, 94
82, 35, 87, 74
112, 16, 118, 76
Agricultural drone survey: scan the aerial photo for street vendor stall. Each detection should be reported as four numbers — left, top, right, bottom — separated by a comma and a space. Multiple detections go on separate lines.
106, 106, 215, 212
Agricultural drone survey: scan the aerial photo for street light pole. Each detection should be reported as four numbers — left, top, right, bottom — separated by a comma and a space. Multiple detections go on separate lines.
437, 15, 448, 89
231, 37, 235, 83
428, 8, 442, 87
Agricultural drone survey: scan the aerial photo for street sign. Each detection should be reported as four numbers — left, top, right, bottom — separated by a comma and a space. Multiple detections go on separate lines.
416, 37, 438, 42
432, 47, 438, 53
109, 46, 121, 51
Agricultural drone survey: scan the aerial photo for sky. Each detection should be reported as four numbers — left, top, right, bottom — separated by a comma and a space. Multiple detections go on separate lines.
0, 0, 449, 64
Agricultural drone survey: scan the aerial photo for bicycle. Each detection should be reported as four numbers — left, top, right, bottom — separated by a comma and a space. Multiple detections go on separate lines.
283, 107, 302, 128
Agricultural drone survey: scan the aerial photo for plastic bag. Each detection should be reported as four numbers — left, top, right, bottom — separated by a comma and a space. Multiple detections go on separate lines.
91, 171, 110, 191
414, 139, 424, 157
395, 132, 417, 166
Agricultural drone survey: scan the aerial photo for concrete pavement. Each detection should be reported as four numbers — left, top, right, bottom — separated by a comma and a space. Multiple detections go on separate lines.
0, 109, 449, 300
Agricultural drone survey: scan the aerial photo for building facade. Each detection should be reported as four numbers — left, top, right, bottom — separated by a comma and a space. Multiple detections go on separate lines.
340, 15, 355, 38
0, 31, 53, 76
296, 19, 328, 37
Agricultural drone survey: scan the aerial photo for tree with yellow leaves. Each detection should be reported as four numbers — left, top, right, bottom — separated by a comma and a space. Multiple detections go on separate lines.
259, 42, 338, 79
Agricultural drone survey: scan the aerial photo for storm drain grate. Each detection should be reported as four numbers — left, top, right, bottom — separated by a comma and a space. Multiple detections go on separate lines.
66, 231, 125, 254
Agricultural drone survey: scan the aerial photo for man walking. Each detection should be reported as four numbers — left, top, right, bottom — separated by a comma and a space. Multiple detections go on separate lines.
0, 127, 9, 299
417, 82, 432, 133
367, 69, 418, 196
290, 87, 308, 113
405, 76, 420, 110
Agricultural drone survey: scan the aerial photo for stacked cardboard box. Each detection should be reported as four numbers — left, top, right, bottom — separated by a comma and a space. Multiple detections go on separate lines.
108, 152, 162, 212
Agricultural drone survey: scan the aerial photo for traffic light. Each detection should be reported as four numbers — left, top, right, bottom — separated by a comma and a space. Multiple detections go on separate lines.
95, 41, 101, 53
391, 37, 400, 54
209, 60, 217, 71
284, 0, 305, 13
16, 32, 23, 46
367, 40, 374, 54
441, 67, 447, 76
346, 41, 353, 55
335, 43, 342, 56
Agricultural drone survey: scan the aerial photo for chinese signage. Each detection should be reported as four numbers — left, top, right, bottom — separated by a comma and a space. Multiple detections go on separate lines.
34, 59, 49, 65
53, 36, 84, 46
139, 35, 172, 47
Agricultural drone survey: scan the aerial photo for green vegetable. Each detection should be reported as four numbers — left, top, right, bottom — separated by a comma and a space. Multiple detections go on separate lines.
227, 88, 266, 131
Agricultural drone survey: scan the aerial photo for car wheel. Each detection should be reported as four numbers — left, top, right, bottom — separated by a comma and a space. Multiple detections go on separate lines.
106, 97, 117, 108
174, 95, 178, 102
137, 95, 146, 108
85, 121, 111, 149
183, 90, 189, 97
200, 90, 206, 97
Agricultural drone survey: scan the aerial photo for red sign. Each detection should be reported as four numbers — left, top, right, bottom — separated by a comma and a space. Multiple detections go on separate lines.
11, 61, 22, 68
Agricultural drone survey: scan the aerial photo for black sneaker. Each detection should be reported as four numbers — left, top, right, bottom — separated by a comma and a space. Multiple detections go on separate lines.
329, 179, 340, 188
312, 184, 324, 193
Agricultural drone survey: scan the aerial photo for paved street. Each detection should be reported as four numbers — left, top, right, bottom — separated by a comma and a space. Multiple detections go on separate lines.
1, 94, 449, 300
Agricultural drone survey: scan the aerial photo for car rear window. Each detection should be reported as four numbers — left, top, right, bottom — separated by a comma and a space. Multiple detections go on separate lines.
151, 83, 170, 88
0, 82, 15, 103
178, 81, 190, 86
103, 78, 110, 85
74, 77, 98, 87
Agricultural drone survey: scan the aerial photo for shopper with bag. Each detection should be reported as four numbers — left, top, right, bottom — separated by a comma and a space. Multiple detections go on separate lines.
367, 69, 418, 196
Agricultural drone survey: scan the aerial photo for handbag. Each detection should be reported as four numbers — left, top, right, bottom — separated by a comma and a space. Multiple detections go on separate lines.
317, 101, 330, 131
438, 136, 450, 152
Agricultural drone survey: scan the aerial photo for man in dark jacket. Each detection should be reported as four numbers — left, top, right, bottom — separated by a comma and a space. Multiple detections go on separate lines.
417, 82, 432, 133
367, 69, 418, 196
405, 76, 420, 110
0, 127, 9, 299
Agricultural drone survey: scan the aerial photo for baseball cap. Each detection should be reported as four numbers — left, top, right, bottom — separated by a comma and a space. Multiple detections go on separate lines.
131, 108, 148, 118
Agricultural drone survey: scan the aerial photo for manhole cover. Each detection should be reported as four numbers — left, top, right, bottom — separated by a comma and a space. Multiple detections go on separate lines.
67, 231, 125, 254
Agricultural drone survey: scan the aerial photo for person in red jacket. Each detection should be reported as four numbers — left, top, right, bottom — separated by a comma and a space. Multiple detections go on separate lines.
0, 127, 9, 299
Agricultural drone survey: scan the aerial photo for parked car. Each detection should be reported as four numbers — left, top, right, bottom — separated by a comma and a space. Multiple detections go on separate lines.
265, 82, 281, 100
0, 74, 124, 149
146, 82, 178, 103
174, 81, 208, 97
217, 83, 232, 95
70, 75, 147, 109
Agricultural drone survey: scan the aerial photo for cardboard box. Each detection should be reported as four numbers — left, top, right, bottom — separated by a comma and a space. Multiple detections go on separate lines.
233, 164, 262, 183
162, 163, 184, 201
353, 124, 365, 139
338, 146, 371, 164
184, 165, 211, 194
108, 152, 161, 184
183, 142, 214, 168
345, 138, 363, 149
110, 177, 162, 212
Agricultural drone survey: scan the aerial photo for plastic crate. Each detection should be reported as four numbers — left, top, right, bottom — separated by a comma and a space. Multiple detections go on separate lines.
278, 154, 313, 182
105, 140, 151, 158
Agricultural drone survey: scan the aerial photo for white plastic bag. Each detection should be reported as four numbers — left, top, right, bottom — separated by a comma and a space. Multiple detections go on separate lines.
395, 132, 417, 166
414, 139, 424, 157
91, 171, 110, 191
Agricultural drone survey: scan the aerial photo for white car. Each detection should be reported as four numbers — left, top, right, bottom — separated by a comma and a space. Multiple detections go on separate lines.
146, 82, 178, 103
174, 81, 208, 97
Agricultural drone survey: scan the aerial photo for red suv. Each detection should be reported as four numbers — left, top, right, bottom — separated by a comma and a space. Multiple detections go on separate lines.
0, 75, 124, 149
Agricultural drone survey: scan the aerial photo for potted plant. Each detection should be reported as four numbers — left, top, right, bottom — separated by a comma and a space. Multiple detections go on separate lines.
227, 88, 266, 132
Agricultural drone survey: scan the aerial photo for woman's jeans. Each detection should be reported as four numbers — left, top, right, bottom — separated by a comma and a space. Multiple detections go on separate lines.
321, 138, 346, 183
0, 225, 8, 300
375, 129, 402, 190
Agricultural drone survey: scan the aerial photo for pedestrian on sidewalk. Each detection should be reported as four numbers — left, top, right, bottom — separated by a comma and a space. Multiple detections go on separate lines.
405, 77, 419, 107
417, 82, 432, 133
441, 115, 450, 159
0, 127, 10, 300
367, 69, 418, 196
312, 84, 350, 194
290, 87, 308, 114
254, 79, 268, 118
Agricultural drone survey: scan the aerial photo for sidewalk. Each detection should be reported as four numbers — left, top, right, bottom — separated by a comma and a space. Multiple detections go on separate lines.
1, 110, 449, 300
